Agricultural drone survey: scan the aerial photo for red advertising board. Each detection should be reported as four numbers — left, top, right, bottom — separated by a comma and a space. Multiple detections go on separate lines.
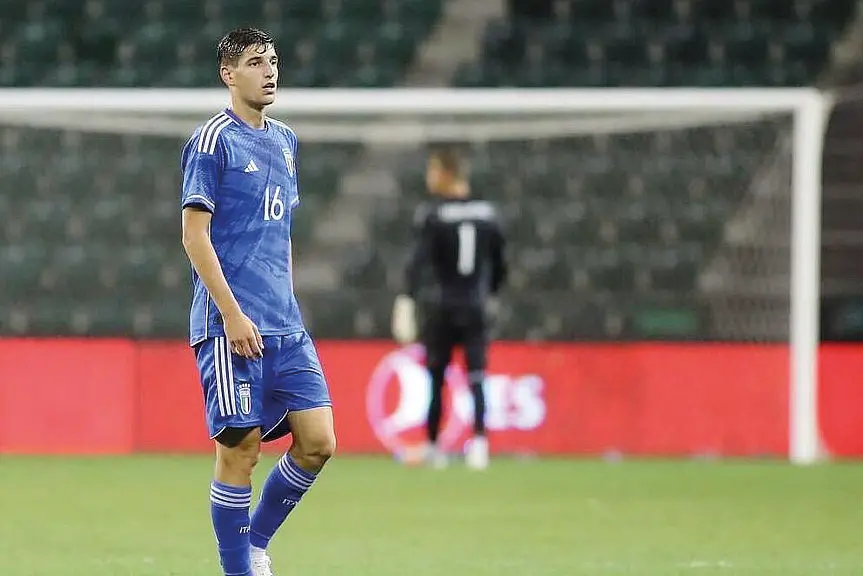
0, 339, 137, 454
818, 344, 863, 457
0, 338, 861, 457
355, 342, 790, 457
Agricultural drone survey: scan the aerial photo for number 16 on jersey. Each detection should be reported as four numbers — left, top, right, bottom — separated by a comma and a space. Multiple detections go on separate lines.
263, 185, 285, 221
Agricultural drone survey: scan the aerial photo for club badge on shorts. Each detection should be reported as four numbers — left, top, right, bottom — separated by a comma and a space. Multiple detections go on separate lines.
237, 381, 252, 415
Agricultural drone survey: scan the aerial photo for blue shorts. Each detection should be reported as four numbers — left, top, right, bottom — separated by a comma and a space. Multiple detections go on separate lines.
194, 331, 331, 442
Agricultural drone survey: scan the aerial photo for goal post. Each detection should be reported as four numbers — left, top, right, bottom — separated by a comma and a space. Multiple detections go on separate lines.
0, 87, 831, 463
790, 90, 830, 465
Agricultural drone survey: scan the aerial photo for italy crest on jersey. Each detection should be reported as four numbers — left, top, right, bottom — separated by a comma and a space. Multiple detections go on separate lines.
282, 148, 295, 177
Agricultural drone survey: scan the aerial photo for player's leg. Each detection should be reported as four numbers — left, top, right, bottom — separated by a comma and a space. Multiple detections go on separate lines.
463, 306, 491, 470
196, 337, 265, 576
423, 313, 455, 466
249, 332, 334, 569
212, 428, 261, 576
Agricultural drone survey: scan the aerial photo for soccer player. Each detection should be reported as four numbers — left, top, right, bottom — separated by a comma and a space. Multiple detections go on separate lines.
391, 148, 507, 470
180, 28, 335, 576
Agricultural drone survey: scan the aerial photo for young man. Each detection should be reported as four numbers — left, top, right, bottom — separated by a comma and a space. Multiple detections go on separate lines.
180, 28, 336, 576
391, 148, 507, 470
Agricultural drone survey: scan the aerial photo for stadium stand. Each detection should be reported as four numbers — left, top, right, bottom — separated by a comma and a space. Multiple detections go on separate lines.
346, 118, 787, 340
0, 0, 859, 341
1, 0, 441, 87
0, 126, 362, 336
456, 0, 855, 87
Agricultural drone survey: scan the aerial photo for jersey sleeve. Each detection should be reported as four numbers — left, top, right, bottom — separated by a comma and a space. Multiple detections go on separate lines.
180, 129, 226, 213
404, 203, 433, 298
291, 132, 300, 209
489, 206, 508, 294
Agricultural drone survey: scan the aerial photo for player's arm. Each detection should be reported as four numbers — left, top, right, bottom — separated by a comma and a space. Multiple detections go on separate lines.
182, 209, 243, 318
181, 208, 263, 359
489, 213, 508, 295
481, 210, 507, 324
405, 205, 434, 301
180, 134, 263, 358
392, 205, 433, 344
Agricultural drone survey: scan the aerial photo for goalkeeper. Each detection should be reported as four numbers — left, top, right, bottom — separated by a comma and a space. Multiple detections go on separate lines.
391, 147, 508, 470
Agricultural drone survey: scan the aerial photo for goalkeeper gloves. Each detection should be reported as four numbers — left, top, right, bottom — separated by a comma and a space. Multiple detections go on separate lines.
391, 294, 418, 345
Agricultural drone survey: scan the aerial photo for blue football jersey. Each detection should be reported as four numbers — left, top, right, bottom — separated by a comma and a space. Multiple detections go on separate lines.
180, 108, 304, 346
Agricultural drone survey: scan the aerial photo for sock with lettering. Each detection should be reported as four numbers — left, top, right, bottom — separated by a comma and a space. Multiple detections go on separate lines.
210, 481, 252, 576
249, 453, 317, 550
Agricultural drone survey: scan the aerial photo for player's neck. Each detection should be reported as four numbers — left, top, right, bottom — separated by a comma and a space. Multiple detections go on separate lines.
229, 99, 267, 130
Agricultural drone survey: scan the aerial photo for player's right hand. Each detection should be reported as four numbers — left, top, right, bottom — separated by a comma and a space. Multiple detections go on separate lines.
392, 295, 417, 345
224, 311, 264, 359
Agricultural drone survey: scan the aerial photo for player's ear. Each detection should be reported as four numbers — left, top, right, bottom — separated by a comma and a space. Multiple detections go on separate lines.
219, 64, 234, 87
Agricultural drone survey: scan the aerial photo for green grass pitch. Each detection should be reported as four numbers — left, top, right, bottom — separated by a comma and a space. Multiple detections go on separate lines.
0, 455, 860, 575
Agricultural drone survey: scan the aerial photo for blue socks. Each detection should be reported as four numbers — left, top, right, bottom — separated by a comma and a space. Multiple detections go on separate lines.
209, 455, 317, 575
250, 453, 317, 550
210, 481, 253, 576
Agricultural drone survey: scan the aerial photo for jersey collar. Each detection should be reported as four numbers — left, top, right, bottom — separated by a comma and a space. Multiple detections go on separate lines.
224, 108, 271, 135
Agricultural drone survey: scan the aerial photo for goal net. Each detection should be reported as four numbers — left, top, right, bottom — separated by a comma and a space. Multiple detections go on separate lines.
0, 88, 827, 463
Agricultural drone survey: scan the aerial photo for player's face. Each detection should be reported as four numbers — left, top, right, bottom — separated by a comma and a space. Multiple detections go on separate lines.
426, 157, 448, 194
224, 43, 279, 108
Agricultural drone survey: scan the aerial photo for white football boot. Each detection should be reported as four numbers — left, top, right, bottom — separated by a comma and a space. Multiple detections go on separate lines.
427, 443, 449, 469
465, 436, 489, 470
250, 546, 275, 576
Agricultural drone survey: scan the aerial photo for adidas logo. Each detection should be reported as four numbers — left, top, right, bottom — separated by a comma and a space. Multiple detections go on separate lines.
244, 160, 259, 173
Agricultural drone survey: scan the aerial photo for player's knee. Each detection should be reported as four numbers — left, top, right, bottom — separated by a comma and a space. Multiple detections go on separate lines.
216, 427, 262, 477
296, 430, 336, 469
217, 448, 261, 480
311, 431, 337, 463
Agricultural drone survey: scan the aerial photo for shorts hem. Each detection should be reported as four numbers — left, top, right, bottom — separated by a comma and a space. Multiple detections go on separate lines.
289, 402, 333, 414
261, 410, 291, 442
208, 422, 264, 440
259, 403, 332, 443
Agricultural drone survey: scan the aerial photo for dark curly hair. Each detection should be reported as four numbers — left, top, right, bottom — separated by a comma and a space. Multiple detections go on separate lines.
217, 28, 275, 67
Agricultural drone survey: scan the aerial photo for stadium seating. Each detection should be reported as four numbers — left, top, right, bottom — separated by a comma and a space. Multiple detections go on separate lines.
0, 0, 859, 341
0, 0, 441, 87
455, 0, 856, 87
344, 116, 785, 340
0, 125, 363, 336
